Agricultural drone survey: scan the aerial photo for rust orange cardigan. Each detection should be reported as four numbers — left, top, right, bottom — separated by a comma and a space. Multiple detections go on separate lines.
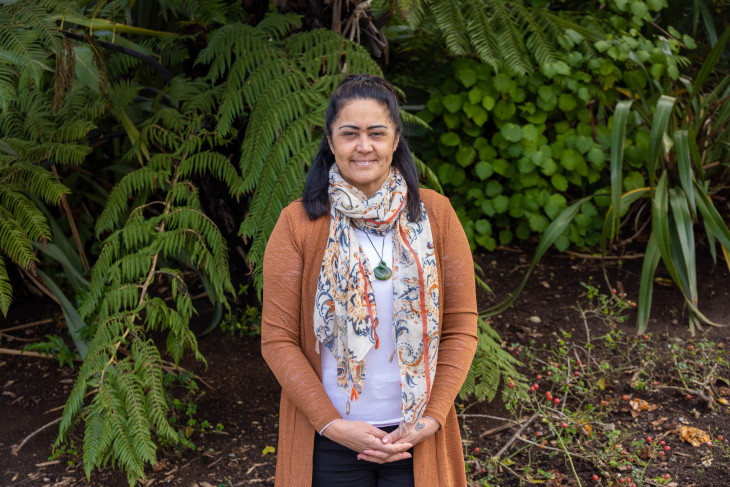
261, 189, 478, 487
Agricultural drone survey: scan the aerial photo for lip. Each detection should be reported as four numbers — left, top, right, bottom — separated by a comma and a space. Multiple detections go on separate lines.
352, 160, 376, 166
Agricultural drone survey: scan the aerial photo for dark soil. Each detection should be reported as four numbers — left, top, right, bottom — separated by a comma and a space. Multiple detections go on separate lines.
1, 244, 729, 486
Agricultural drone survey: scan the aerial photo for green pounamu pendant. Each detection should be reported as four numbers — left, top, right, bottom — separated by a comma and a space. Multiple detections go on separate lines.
373, 261, 392, 280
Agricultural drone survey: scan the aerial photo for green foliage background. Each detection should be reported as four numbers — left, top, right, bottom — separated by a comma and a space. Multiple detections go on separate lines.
0, 0, 729, 484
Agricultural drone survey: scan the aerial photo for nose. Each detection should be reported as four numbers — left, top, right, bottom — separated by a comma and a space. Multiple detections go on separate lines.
357, 133, 373, 153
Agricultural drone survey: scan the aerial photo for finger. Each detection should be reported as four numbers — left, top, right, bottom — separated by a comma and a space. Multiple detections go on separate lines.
357, 453, 384, 464
383, 451, 413, 463
373, 442, 413, 455
381, 428, 401, 445
361, 449, 391, 460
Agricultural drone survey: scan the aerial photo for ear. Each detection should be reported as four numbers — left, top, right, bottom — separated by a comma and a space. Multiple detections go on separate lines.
392, 133, 400, 154
327, 135, 335, 155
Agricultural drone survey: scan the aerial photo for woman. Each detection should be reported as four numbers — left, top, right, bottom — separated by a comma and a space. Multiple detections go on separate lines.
262, 74, 478, 487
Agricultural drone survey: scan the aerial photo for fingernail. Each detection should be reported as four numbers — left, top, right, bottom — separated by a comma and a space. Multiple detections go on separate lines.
406, 453, 412, 458
382, 438, 389, 444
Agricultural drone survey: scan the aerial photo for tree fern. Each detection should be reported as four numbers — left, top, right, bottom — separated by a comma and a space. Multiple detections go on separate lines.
58, 83, 240, 485
403, 0, 612, 75
194, 17, 387, 290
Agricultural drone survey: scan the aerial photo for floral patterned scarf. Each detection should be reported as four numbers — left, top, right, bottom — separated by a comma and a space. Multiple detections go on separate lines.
314, 164, 440, 424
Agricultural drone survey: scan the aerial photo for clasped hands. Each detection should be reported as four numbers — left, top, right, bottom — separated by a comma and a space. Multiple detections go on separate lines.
323, 417, 440, 464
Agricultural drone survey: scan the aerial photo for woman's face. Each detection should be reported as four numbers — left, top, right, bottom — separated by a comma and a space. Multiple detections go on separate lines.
328, 99, 399, 198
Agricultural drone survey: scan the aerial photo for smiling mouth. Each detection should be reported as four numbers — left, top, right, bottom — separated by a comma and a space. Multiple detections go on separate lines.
352, 160, 376, 166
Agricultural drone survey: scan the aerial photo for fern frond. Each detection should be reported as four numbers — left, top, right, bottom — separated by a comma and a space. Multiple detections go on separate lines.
0, 256, 11, 316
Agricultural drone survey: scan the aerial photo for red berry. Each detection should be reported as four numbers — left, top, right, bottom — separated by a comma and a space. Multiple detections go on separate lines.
646, 437, 652, 443
554, 398, 560, 404
474, 447, 480, 453
660, 451, 665, 456
530, 386, 535, 392
554, 364, 558, 368
536, 375, 542, 380
659, 440, 665, 445
708, 441, 713, 447
689, 345, 694, 351
631, 302, 636, 307
508, 382, 515, 388
546, 391, 552, 397
718, 436, 724, 441
536, 431, 541, 436
664, 446, 670, 451
622, 395, 628, 400
547, 371, 552, 376
612, 289, 617, 294
626, 478, 631, 482
664, 474, 670, 480
533, 384, 539, 389
574, 371, 579, 376
562, 422, 568, 428
481, 467, 486, 473
593, 475, 599, 481
619, 479, 624, 484
643, 335, 648, 339
687, 394, 692, 399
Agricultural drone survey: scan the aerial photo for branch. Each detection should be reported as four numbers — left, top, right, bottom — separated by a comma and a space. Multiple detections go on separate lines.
11, 417, 62, 455
60, 30, 174, 82
491, 413, 539, 461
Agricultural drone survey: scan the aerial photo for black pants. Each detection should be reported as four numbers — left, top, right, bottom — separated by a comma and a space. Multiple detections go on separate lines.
312, 424, 415, 487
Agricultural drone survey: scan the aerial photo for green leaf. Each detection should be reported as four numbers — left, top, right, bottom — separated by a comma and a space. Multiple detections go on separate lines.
475, 220, 492, 235
683, 35, 697, 50
456, 68, 477, 88
623, 171, 645, 191
558, 93, 578, 112
440, 132, 461, 147
529, 215, 549, 232
443, 94, 463, 113
493, 100, 516, 120
36, 269, 88, 359
475, 162, 493, 180
690, 26, 730, 99
560, 149, 583, 170
501, 124, 522, 142
636, 235, 660, 333
647, 96, 675, 189
456, 145, 477, 167
551, 174, 568, 191
492, 195, 509, 213
610, 100, 634, 238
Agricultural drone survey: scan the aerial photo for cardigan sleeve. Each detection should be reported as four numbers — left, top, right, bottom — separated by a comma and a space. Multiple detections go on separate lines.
423, 201, 479, 427
261, 206, 342, 433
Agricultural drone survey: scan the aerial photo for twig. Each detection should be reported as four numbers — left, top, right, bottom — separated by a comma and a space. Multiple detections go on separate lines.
207, 455, 226, 469
0, 347, 83, 361
491, 413, 538, 460
0, 318, 54, 334
19, 268, 60, 305
477, 417, 529, 439
656, 385, 715, 409
11, 417, 62, 455
564, 250, 645, 260
516, 436, 592, 461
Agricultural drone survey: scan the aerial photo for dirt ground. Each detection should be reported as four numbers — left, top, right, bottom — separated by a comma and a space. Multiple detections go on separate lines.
1, 243, 729, 486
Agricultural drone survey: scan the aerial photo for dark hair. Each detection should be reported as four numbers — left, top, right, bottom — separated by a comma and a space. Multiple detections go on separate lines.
301, 74, 423, 222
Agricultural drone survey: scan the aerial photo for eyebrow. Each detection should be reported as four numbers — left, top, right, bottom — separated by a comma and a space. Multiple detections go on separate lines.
338, 124, 389, 130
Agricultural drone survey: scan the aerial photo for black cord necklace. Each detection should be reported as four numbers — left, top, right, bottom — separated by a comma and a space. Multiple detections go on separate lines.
362, 231, 392, 280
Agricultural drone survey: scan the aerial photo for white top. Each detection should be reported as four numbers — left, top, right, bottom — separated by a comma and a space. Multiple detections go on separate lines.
320, 228, 402, 428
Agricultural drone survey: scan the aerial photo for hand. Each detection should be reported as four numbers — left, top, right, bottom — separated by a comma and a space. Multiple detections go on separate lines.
323, 419, 413, 463
357, 417, 440, 463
